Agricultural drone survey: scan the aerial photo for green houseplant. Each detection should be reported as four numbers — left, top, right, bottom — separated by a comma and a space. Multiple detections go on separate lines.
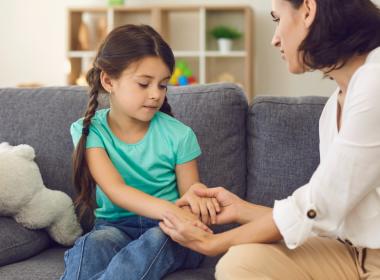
210, 25, 242, 53
210, 25, 242, 40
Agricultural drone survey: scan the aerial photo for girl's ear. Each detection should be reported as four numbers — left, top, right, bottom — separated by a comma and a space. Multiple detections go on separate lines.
303, 0, 317, 29
100, 71, 113, 94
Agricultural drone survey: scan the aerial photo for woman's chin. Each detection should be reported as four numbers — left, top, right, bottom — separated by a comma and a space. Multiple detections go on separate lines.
288, 63, 306, 74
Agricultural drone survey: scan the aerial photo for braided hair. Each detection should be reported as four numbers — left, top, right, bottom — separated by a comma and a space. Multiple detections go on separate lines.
72, 24, 175, 219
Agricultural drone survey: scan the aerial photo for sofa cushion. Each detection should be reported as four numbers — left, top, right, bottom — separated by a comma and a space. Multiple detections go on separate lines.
0, 217, 51, 266
246, 96, 328, 206
0, 247, 65, 280
167, 83, 248, 198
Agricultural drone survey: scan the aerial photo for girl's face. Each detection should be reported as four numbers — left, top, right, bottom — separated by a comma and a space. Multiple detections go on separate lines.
106, 56, 171, 123
271, 0, 314, 74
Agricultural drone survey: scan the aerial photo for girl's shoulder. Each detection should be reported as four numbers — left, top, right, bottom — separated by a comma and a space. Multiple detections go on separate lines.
154, 111, 193, 133
71, 109, 108, 128
70, 109, 109, 136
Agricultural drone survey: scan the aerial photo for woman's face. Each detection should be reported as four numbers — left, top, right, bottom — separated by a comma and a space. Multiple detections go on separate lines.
271, 0, 312, 74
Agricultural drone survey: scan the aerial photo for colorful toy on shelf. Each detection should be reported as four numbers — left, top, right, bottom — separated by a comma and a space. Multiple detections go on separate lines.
169, 60, 197, 86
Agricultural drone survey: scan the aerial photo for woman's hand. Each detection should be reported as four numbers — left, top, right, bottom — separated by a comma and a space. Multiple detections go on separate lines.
171, 204, 213, 234
159, 211, 222, 256
176, 183, 221, 225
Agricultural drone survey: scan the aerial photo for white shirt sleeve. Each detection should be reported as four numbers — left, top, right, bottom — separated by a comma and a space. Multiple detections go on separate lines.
273, 64, 380, 249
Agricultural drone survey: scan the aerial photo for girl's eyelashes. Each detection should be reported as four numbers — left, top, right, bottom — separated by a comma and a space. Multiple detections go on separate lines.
272, 17, 280, 23
137, 82, 168, 90
138, 83, 149, 88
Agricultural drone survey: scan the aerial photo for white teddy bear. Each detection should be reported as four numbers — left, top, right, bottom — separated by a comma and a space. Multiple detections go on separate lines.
0, 142, 82, 246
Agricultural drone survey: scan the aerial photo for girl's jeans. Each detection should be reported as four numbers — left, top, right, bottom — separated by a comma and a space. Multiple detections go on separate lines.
60, 216, 204, 280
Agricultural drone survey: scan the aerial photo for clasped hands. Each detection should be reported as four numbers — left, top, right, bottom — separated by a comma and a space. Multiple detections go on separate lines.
159, 183, 242, 255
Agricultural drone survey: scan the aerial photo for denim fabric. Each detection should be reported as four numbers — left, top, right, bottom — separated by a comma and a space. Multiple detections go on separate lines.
60, 216, 203, 280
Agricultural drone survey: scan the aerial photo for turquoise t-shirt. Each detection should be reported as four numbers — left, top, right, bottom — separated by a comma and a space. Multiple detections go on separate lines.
71, 109, 201, 220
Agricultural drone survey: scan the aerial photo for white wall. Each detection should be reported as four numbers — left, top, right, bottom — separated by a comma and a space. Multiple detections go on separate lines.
1, 0, 379, 97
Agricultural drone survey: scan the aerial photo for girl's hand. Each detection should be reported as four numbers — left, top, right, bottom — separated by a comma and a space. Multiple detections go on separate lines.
176, 183, 221, 225
194, 186, 244, 224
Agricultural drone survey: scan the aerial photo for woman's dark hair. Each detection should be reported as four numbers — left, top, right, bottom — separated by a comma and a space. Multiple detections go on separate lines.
73, 24, 175, 219
287, 0, 380, 72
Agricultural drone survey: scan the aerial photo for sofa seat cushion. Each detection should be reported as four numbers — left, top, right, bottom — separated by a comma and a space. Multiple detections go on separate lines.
0, 217, 51, 266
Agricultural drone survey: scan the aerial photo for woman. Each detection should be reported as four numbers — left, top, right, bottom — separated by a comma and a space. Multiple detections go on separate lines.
159, 0, 380, 279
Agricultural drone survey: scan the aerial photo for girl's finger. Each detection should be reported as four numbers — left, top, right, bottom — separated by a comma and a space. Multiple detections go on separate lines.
212, 197, 221, 213
199, 199, 209, 224
206, 199, 217, 224
189, 198, 200, 218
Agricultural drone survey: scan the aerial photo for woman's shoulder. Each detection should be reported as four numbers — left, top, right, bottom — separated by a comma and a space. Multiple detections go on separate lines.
350, 49, 380, 94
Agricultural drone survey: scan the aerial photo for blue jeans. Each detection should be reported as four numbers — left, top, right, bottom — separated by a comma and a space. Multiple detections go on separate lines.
60, 216, 204, 280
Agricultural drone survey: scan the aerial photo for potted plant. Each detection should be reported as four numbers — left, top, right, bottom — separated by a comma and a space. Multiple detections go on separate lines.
210, 25, 242, 53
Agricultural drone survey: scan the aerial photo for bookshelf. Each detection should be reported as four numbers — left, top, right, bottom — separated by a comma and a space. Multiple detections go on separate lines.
67, 4, 253, 100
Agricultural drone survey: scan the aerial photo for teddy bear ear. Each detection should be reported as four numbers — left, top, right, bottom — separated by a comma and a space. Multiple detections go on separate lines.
12, 144, 36, 160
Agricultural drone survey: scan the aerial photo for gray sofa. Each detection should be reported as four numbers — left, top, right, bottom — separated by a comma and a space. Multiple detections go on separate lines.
0, 83, 327, 279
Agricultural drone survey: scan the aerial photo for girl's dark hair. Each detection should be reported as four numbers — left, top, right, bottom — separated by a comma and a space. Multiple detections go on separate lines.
73, 24, 175, 219
287, 0, 380, 71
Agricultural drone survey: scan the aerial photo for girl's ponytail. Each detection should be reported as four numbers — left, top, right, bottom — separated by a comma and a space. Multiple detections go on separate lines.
72, 66, 101, 220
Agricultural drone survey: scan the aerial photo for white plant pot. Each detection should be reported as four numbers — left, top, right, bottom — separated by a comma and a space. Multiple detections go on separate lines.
217, 38, 232, 53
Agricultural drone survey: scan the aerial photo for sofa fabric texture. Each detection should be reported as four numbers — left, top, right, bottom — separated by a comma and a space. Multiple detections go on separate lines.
0, 84, 327, 279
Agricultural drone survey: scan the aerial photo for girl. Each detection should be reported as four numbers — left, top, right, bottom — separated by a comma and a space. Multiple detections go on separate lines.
160, 0, 380, 279
61, 24, 219, 280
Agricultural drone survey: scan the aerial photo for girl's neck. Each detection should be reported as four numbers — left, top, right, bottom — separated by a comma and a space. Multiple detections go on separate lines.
327, 53, 369, 95
108, 108, 150, 141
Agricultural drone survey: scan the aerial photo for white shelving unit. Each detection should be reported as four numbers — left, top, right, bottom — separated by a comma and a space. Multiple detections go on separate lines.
67, 4, 253, 100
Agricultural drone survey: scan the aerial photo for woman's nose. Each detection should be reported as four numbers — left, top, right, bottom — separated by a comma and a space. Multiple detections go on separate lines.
271, 32, 281, 48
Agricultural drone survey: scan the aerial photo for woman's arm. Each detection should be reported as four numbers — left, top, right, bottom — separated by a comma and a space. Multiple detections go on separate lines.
86, 148, 198, 222
160, 209, 282, 256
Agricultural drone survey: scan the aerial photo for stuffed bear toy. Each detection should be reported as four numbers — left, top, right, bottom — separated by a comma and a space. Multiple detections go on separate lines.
0, 142, 82, 246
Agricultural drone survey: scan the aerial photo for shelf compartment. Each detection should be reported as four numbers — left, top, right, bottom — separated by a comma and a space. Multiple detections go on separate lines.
205, 9, 246, 52
113, 8, 152, 28
206, 57, 245, 88
68, 9, 108, 51
160, 8, 200, 52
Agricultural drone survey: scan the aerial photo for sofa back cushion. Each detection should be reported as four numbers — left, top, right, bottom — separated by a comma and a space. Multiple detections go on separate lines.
167, 84, 248, 198
0, 87, 89, 198
246, 96, 327, 206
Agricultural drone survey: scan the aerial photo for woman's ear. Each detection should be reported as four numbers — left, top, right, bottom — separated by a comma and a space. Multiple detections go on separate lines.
100, 71, 113, 94
303, 0, 317, 28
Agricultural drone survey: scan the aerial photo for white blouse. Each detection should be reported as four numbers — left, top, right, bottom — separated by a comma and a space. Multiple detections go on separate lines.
273, 47, 380, 249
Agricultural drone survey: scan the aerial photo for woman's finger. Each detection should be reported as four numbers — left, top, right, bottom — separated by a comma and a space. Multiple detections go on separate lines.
194, 187, 225, 199
175, 197, 188, 207
192, 220, 213, 234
